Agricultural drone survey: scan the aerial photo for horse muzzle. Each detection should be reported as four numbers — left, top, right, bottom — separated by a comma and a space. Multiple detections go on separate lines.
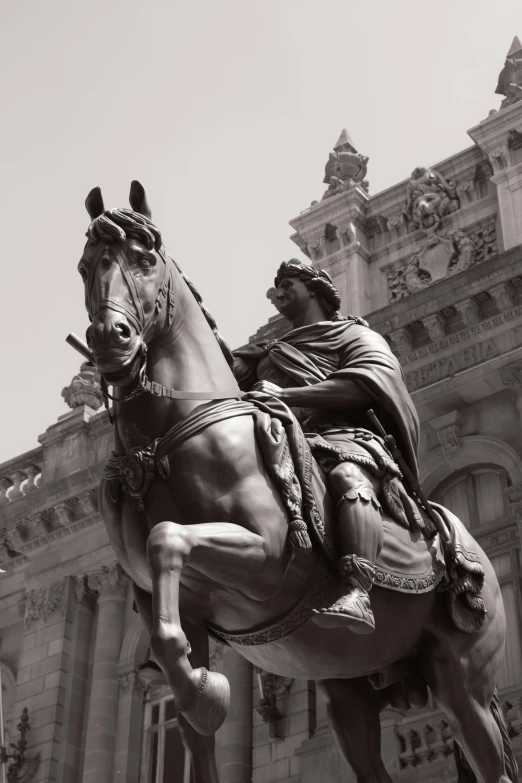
86, 310, 142, 385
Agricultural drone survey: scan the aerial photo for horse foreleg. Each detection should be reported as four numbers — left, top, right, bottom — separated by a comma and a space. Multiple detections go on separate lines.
133, 582, 220, 783
146, 520, 269, 735
316, 677, 392, 783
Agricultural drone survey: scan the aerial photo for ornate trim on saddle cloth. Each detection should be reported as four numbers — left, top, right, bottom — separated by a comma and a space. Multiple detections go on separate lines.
207, 558, 445, 648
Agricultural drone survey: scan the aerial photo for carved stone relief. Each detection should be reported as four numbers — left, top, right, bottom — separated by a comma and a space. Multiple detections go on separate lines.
321, 129, 369, 201
429, 411, 463, 460
23, 578, 68, 627
385, 216, 497, 302
402, 167, 460, 232
62, 362, 103, 411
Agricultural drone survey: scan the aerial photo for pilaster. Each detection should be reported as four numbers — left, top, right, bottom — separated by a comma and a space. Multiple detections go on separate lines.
113, 668, 146, 783
468, 100, 522, 250
81, 563, 128, 783
15, 576, 76, 783
218, 649, 253, 783
288, 186, 371, 316
56, 575, 97, 783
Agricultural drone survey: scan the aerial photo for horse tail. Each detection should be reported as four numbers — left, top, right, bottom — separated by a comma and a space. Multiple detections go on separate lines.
452, 689, 519, 783
453, 740, 476, 783
489, 689, 519, 782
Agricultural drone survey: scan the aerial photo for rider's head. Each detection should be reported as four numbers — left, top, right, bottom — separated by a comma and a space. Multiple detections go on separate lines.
272, 260, 342, 322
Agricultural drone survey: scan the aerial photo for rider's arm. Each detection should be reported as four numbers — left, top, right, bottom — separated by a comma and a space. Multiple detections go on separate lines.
279, 377, 370, 409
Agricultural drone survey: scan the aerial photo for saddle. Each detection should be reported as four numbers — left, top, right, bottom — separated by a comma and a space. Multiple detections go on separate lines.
248, 395, 486, 635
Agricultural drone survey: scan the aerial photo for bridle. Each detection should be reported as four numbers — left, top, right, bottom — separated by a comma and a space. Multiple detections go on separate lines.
86, 241, 239, 414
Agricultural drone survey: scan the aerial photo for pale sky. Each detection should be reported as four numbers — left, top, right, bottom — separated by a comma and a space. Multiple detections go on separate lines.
0, 0, 520, 464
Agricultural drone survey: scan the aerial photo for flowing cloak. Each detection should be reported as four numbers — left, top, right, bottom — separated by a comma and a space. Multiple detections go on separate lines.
234, 320, 420, 480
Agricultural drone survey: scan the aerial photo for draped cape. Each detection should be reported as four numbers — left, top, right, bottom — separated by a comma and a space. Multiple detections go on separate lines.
234, 320, 420, 479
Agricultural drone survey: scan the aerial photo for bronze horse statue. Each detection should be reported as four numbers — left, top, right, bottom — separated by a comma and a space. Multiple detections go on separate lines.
75, 181, 517, 783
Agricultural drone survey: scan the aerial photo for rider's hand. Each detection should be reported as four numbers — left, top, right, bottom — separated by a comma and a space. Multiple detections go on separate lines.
251, 381, 285, 399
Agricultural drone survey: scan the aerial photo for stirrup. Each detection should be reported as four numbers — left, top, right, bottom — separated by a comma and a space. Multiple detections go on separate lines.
180, 667, 230, 735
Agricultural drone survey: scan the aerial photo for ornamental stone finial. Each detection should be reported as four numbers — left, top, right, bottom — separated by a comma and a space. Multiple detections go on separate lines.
321, 129, 369, 201
61, 362, 103, 411
495, 36, 522, 110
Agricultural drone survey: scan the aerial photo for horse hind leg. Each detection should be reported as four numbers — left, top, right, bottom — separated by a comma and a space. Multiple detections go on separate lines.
316, 677, 393, 783
425, 630, 517, 783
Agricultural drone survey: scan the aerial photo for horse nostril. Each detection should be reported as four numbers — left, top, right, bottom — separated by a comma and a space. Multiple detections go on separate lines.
115, 321, 131, 340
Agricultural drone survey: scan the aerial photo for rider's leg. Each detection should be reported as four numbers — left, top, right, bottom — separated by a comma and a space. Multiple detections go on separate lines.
146, 521, 274, 733
316, 677, 393, 783
313, 461, 382, 632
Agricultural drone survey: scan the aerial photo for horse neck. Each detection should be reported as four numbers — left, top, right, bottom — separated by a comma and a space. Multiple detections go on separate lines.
157, 267, 236, 394
114, 262, 237, 444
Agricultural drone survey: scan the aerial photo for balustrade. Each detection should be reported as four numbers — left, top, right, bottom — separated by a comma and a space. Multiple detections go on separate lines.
0, 462, 41, 505
394, 688, 522, 771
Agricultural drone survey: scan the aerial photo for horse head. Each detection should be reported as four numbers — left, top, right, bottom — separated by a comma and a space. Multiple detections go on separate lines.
80, 181, 175, 387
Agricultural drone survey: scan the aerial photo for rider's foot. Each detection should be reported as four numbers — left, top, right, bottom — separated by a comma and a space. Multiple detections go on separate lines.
312, 586, 375, 633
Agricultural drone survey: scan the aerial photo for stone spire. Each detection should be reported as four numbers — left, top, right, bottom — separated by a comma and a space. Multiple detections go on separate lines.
495, 36, 522, 109
321, 129, 369, 201
333, 128, 357, 153
61, 362, 103, 411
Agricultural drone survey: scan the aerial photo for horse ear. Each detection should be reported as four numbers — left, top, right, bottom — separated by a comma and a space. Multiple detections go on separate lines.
129, 180, 152, 219
85, 187, 105, 220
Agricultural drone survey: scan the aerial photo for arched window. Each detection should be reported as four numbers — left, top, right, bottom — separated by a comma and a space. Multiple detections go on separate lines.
430, 466, 508, 529
141, 685, 191, 783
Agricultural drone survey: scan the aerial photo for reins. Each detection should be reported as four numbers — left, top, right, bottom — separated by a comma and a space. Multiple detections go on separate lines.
80, 241, 240, 416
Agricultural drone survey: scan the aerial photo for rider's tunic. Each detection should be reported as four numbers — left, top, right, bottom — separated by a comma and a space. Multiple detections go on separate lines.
234, 319, 425, 532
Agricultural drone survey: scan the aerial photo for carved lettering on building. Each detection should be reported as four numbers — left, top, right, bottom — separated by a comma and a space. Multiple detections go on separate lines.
405, 340, 498, 391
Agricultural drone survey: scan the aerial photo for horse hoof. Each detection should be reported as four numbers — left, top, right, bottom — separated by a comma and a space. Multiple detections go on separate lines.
180, 668, 230, 735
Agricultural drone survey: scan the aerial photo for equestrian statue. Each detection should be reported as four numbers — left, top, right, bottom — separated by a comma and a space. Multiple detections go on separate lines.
69, 181, 518, 783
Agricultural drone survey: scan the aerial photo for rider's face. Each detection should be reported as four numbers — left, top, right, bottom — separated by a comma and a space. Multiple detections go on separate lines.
275, 277, 312, 321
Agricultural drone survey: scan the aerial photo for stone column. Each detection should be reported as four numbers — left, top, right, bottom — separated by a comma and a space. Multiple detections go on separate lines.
217, 648, 253, 783
56, 576, 97, 783
81, 563, 128, 783
113, 669, 146, 783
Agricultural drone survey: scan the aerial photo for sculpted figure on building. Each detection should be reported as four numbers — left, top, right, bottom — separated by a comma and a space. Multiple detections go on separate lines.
402, 166, 460, 232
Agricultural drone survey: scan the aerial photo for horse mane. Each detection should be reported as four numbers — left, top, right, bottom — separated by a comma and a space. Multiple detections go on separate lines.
86, 209, 235, 371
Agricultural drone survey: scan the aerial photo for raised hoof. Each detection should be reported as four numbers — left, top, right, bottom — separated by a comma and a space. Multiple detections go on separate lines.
180, 668, 230, 735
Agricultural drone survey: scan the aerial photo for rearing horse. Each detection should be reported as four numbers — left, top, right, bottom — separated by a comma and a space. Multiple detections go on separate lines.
76, 181, 517, 783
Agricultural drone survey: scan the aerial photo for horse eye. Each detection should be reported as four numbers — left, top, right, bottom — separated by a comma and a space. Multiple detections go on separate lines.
79, 267, 88, 281
139, 257, 151, 270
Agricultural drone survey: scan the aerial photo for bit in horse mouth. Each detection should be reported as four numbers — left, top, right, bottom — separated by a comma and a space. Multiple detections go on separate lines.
101, 350, 143, 385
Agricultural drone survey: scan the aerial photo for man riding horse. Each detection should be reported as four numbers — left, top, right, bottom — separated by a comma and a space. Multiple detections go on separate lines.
234, 259, 426, 634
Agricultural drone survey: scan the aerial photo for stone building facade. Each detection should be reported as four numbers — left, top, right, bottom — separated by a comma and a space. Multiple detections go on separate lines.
1, 37, 522, 783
